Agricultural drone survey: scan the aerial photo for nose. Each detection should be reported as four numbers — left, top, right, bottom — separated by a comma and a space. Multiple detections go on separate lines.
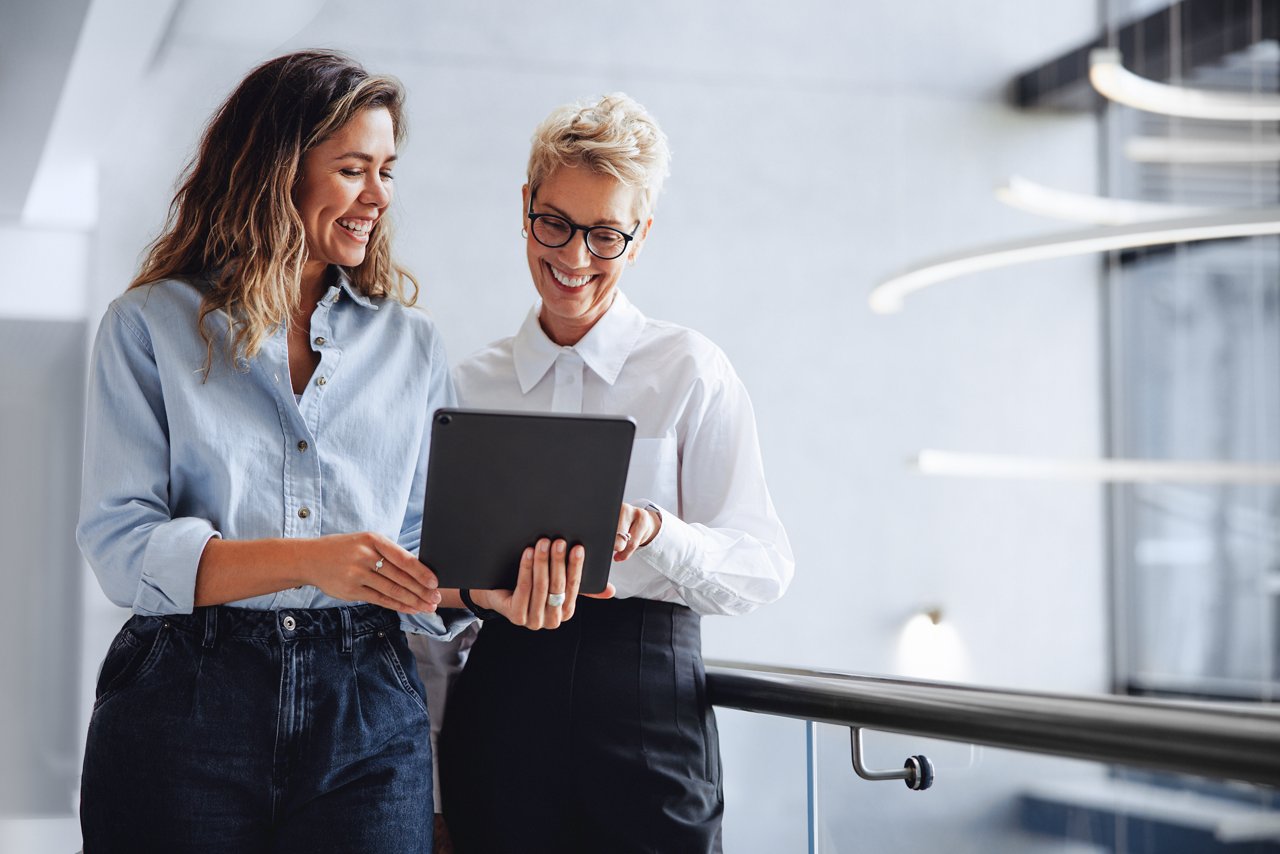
559, 230, 593, 268
360, 174, 391, 207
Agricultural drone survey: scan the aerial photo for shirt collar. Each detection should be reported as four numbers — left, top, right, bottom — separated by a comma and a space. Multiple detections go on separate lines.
512, 290, 647, 394
329, 268, 379, 310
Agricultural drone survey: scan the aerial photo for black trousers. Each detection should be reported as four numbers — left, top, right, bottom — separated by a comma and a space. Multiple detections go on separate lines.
440, 596, 723, 854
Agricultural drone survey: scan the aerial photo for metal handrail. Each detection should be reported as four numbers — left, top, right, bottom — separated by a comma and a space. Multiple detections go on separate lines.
705, 660, 1280, 788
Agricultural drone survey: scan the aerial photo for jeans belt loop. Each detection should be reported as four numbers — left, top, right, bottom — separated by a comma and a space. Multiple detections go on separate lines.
340, 607, 354, 655
202, 607, 218, 650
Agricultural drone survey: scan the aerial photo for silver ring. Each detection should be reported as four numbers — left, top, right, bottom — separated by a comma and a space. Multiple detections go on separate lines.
373, 557, 385, 574
546, 591, 566, 608
617, 531, 632, 542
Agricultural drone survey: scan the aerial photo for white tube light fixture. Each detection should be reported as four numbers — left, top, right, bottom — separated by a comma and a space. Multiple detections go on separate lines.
996, 175, 1216, 224
868, 208, 1280, 314
915, 450, 1280, 483
1124, 136, 1280, 163
1089, 48, 1280, 121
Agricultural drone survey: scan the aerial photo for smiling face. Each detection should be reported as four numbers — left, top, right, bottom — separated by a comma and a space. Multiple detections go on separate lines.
294, 107, 397, 295
524, 165, 651, 346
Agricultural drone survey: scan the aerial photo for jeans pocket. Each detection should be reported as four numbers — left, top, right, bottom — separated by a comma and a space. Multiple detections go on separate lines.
94, 617, 168, 709
378, 631, 430, 717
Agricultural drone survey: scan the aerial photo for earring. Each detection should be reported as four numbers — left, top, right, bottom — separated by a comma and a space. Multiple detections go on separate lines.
520, 227, 528, 239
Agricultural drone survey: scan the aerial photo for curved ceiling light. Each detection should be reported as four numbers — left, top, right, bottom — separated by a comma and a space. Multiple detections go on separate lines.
915, 450, 1280, 483
1125, 136, 1280, 163
1089, 48, 1280, 121
996, 175, 1216, 224
869, 208, 1280, 314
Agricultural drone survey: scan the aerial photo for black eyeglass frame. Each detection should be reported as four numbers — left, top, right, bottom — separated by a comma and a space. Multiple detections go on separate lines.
526, 195, 641, 261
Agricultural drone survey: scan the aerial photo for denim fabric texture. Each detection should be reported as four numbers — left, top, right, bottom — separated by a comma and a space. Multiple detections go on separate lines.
81, 604, 433, 854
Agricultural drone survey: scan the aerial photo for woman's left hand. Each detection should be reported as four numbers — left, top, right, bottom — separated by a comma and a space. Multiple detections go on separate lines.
614, 502, 661, 562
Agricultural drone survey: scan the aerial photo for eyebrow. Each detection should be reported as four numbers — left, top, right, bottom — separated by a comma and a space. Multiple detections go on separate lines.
541, 200, 628, 228
332, 151, 398, 164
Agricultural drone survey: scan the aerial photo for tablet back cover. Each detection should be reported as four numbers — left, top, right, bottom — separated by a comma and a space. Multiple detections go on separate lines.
420, 408, 635, 595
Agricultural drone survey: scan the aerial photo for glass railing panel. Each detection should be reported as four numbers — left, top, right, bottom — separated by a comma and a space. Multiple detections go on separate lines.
716, 707, 811, 852
804, 724, 1280, 854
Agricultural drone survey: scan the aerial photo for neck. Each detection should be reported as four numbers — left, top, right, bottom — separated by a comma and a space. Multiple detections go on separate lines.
540, 316, 589, 347
541, 290, 617, 347
299, 261, 332, 311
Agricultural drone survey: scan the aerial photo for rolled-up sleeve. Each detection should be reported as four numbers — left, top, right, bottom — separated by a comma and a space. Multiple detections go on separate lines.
638, 364, 795, 616
77, 304, 219, 615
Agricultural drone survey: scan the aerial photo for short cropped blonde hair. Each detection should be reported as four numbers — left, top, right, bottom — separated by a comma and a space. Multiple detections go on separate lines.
527, 93, 671, 218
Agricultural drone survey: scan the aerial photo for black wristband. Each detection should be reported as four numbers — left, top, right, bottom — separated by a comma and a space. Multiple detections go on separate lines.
459, 588, 499, 621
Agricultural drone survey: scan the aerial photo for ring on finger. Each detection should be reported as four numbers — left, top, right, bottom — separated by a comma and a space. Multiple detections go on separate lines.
547, 591, 566, 608
616, 531, 632, 543
373, 556, 385, 574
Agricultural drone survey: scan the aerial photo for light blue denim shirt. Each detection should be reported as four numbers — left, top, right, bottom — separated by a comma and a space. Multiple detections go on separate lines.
77, 273, 471, 638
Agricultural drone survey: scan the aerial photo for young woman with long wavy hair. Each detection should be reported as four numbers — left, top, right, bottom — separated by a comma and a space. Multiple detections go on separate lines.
77, 50, 584, 853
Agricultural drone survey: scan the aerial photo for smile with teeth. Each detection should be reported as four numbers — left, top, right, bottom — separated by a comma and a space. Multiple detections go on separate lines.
338, 218, 373, 237
549, 264, 595, 289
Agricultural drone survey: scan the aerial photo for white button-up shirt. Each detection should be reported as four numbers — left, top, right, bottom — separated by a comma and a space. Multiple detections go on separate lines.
453, 291, 794, 616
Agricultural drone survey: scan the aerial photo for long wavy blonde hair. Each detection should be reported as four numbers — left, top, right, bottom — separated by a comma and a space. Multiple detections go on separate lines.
130, 50, 418, 372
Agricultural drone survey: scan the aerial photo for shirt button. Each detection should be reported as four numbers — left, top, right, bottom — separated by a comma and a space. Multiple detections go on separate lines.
282, 615, 297, 631
316, 376, 327, 386
297, 440, 308, 452
314, 337, 326, 346
298, 507, 310, 519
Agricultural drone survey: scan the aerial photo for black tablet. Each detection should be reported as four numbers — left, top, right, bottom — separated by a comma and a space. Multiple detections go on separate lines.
419, 408, 636, 595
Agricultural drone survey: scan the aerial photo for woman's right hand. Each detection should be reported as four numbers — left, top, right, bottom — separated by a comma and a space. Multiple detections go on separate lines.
469, 537, 612, 630
308, 532, 442, 614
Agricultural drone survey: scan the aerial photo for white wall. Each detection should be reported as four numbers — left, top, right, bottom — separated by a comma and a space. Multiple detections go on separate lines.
43, 1, 1108, 850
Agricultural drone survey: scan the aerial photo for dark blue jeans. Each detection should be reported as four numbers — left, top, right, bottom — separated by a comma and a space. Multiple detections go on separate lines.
81, 605, 433, 854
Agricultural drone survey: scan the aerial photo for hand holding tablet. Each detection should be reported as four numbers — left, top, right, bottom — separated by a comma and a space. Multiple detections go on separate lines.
419, 409, 636, 605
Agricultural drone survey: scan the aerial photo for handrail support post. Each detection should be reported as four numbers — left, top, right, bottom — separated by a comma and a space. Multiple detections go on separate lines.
850, 727, 935, 791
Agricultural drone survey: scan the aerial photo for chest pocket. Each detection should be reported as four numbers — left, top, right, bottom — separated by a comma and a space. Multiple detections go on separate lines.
624, 437, 679, 510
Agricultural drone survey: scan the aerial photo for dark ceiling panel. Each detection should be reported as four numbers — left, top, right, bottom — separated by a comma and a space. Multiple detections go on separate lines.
1012, 0, 1278, 111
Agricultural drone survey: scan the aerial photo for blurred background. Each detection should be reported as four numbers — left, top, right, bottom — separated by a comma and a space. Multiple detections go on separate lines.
1, 0, 1277, 851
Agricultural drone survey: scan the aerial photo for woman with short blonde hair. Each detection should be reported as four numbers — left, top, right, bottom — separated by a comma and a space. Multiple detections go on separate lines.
431, 92, 794, 854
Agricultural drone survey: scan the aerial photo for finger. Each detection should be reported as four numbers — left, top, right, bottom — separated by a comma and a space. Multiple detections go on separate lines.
365, 570, 437, 612
376, 536, 440, 589
563, 544, 585, 620
613, 513, 641, 562
361, 590, 424, 614
361, 578, 436, 613
376, 559, 438, 607
503, 546, 535, 627
615, 505, 631, 552
583, 580, 616, 600
527, 538, 552, 630
624, 513, 646, 560
544, 539, 568, 629
364, 550, 437, 610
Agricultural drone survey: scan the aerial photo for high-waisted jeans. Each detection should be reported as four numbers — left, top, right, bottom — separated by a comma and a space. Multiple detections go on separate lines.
80, 604, 433, 854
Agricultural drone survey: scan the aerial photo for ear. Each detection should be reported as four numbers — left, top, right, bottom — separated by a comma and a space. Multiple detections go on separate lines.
627, 215, 654, 265
521, 184, 531, 232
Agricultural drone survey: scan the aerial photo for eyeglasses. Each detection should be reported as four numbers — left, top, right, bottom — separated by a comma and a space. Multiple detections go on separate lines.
526, 196, 640, 261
